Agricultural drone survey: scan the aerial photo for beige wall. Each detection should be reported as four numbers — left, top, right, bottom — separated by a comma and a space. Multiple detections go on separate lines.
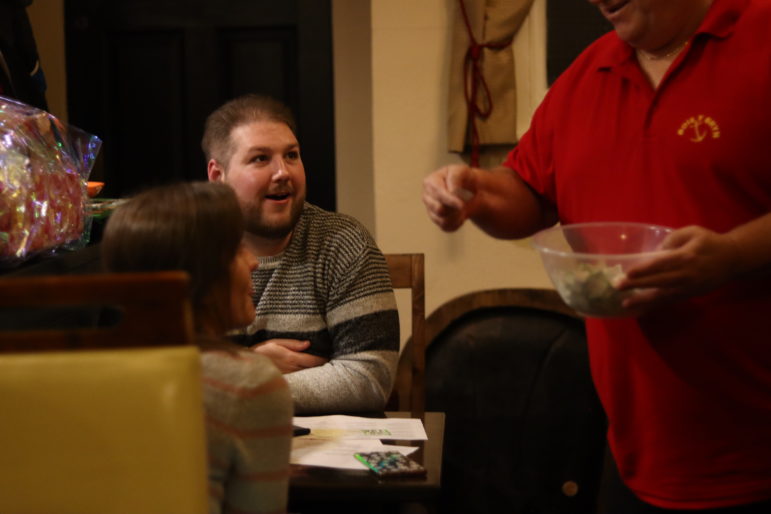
333, 0, 376, 234
334, 0, 553, 341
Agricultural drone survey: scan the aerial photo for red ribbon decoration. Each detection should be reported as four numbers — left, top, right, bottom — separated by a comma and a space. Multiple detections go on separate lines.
459, 0, 514, 167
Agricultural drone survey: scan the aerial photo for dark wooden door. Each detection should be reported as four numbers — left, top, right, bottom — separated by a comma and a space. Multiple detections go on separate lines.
64, 0, 336, 211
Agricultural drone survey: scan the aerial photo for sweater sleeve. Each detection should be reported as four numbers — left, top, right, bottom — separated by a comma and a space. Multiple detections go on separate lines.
286, 234, 399, 414
285, 334, 399, 414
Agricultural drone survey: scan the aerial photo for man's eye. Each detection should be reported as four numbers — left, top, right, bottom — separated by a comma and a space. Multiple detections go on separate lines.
286, 151, 300, 160
249, 154, 268, 163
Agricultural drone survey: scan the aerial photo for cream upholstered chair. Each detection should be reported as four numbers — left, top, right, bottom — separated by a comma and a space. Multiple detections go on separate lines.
384, 253, 426, 415
0, 346, 209, 514
0, 271, 206, 513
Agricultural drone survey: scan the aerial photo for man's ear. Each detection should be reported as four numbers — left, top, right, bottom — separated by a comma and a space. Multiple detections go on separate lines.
207, 159, 225, 182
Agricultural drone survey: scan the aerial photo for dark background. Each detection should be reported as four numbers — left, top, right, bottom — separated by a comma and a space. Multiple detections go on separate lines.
64, 0, 337, 210
547, 1, 612, 85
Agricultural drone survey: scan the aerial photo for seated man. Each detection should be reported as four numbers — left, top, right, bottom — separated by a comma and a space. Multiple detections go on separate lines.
204, 94, 399, 414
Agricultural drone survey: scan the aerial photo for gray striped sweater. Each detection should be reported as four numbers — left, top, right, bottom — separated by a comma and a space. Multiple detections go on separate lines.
238, 203, 399, 414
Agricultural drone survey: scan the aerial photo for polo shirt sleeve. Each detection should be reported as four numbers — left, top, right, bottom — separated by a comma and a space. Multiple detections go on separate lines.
502, 89, 559, 206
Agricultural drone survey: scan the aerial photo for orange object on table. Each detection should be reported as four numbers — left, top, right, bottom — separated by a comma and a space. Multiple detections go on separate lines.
87, 181, 104, 197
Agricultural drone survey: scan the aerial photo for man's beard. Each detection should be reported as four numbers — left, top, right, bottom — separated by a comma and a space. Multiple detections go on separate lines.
242, 197, 304, 240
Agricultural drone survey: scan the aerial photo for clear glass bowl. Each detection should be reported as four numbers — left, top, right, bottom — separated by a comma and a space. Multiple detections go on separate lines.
532, 222, 673, 318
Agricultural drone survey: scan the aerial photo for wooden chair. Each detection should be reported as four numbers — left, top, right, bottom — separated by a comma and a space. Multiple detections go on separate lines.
384, 253, 426, 416
0, 271, 195, 352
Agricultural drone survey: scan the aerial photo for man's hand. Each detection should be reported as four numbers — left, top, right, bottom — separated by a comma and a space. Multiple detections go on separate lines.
617, 225, 740, 309
250, 339, 329, 374
422, 164, 478, 232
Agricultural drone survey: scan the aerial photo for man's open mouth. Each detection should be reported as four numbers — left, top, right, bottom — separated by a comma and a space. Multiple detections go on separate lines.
265, 193, 291, 201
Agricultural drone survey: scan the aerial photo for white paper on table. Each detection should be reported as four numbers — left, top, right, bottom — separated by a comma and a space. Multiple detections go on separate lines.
291, 438, 419, 470
382, 444, 419, 456
292, 415, 427, 440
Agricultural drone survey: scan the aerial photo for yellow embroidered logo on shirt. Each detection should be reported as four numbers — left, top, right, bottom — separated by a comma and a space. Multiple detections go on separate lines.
677, 115, 720, 142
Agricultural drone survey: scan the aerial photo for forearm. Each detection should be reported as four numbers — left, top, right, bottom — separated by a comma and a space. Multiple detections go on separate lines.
285, 350, 397, 414
467, 165, 558, 239
725, 212, 771, 277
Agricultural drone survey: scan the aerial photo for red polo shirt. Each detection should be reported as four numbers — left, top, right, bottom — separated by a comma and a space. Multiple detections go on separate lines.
505, 0, 771, 508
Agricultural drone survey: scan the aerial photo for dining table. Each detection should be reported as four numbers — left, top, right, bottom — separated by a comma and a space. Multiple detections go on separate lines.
289, 411, 444, 511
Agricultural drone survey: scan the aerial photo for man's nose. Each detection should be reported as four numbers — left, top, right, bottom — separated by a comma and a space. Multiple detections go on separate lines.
271, 158, 290, 179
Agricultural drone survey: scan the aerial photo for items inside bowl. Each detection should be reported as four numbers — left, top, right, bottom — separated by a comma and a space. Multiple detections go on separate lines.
555, 262, 632, 317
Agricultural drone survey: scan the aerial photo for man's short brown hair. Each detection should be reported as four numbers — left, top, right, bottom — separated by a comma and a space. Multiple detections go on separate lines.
201, 94, 297, 166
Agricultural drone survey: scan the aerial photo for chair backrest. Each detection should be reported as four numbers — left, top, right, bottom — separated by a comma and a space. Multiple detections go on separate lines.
0, 345, 209, 514
0, 271, 195, 352
423, 288, 606, 514
424, 287, 577, 339
384, 253, 426, 415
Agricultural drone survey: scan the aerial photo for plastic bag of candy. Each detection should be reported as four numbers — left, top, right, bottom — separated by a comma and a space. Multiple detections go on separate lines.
0, 95, 101, 267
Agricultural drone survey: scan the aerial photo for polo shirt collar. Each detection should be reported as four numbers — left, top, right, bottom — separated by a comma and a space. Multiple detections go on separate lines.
594, 0, 748, 70
699, 0, 747, 39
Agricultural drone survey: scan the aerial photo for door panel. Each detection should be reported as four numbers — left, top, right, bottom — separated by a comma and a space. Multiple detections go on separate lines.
65, 0, 335, 210
547, 2, 611, 85
109, 31, 186, 193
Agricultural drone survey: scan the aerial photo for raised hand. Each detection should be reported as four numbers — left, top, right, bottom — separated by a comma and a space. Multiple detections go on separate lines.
422, 164, 478, 232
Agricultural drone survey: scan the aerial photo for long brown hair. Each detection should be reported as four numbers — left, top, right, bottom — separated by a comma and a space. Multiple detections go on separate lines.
101, 181, 244, 333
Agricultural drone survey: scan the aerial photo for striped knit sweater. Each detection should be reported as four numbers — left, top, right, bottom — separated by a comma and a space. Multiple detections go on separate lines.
200, 340, 293, 514
237, 203, 399, 414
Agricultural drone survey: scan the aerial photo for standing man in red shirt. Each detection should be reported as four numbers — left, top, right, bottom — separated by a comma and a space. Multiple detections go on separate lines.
423, 0, 771, 512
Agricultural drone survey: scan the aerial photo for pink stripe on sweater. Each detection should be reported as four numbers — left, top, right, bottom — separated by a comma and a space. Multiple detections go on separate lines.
223, 504, 286, 514
236, 468, 290, 482
206, 416, 293, 439
202, 374, 287, 398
